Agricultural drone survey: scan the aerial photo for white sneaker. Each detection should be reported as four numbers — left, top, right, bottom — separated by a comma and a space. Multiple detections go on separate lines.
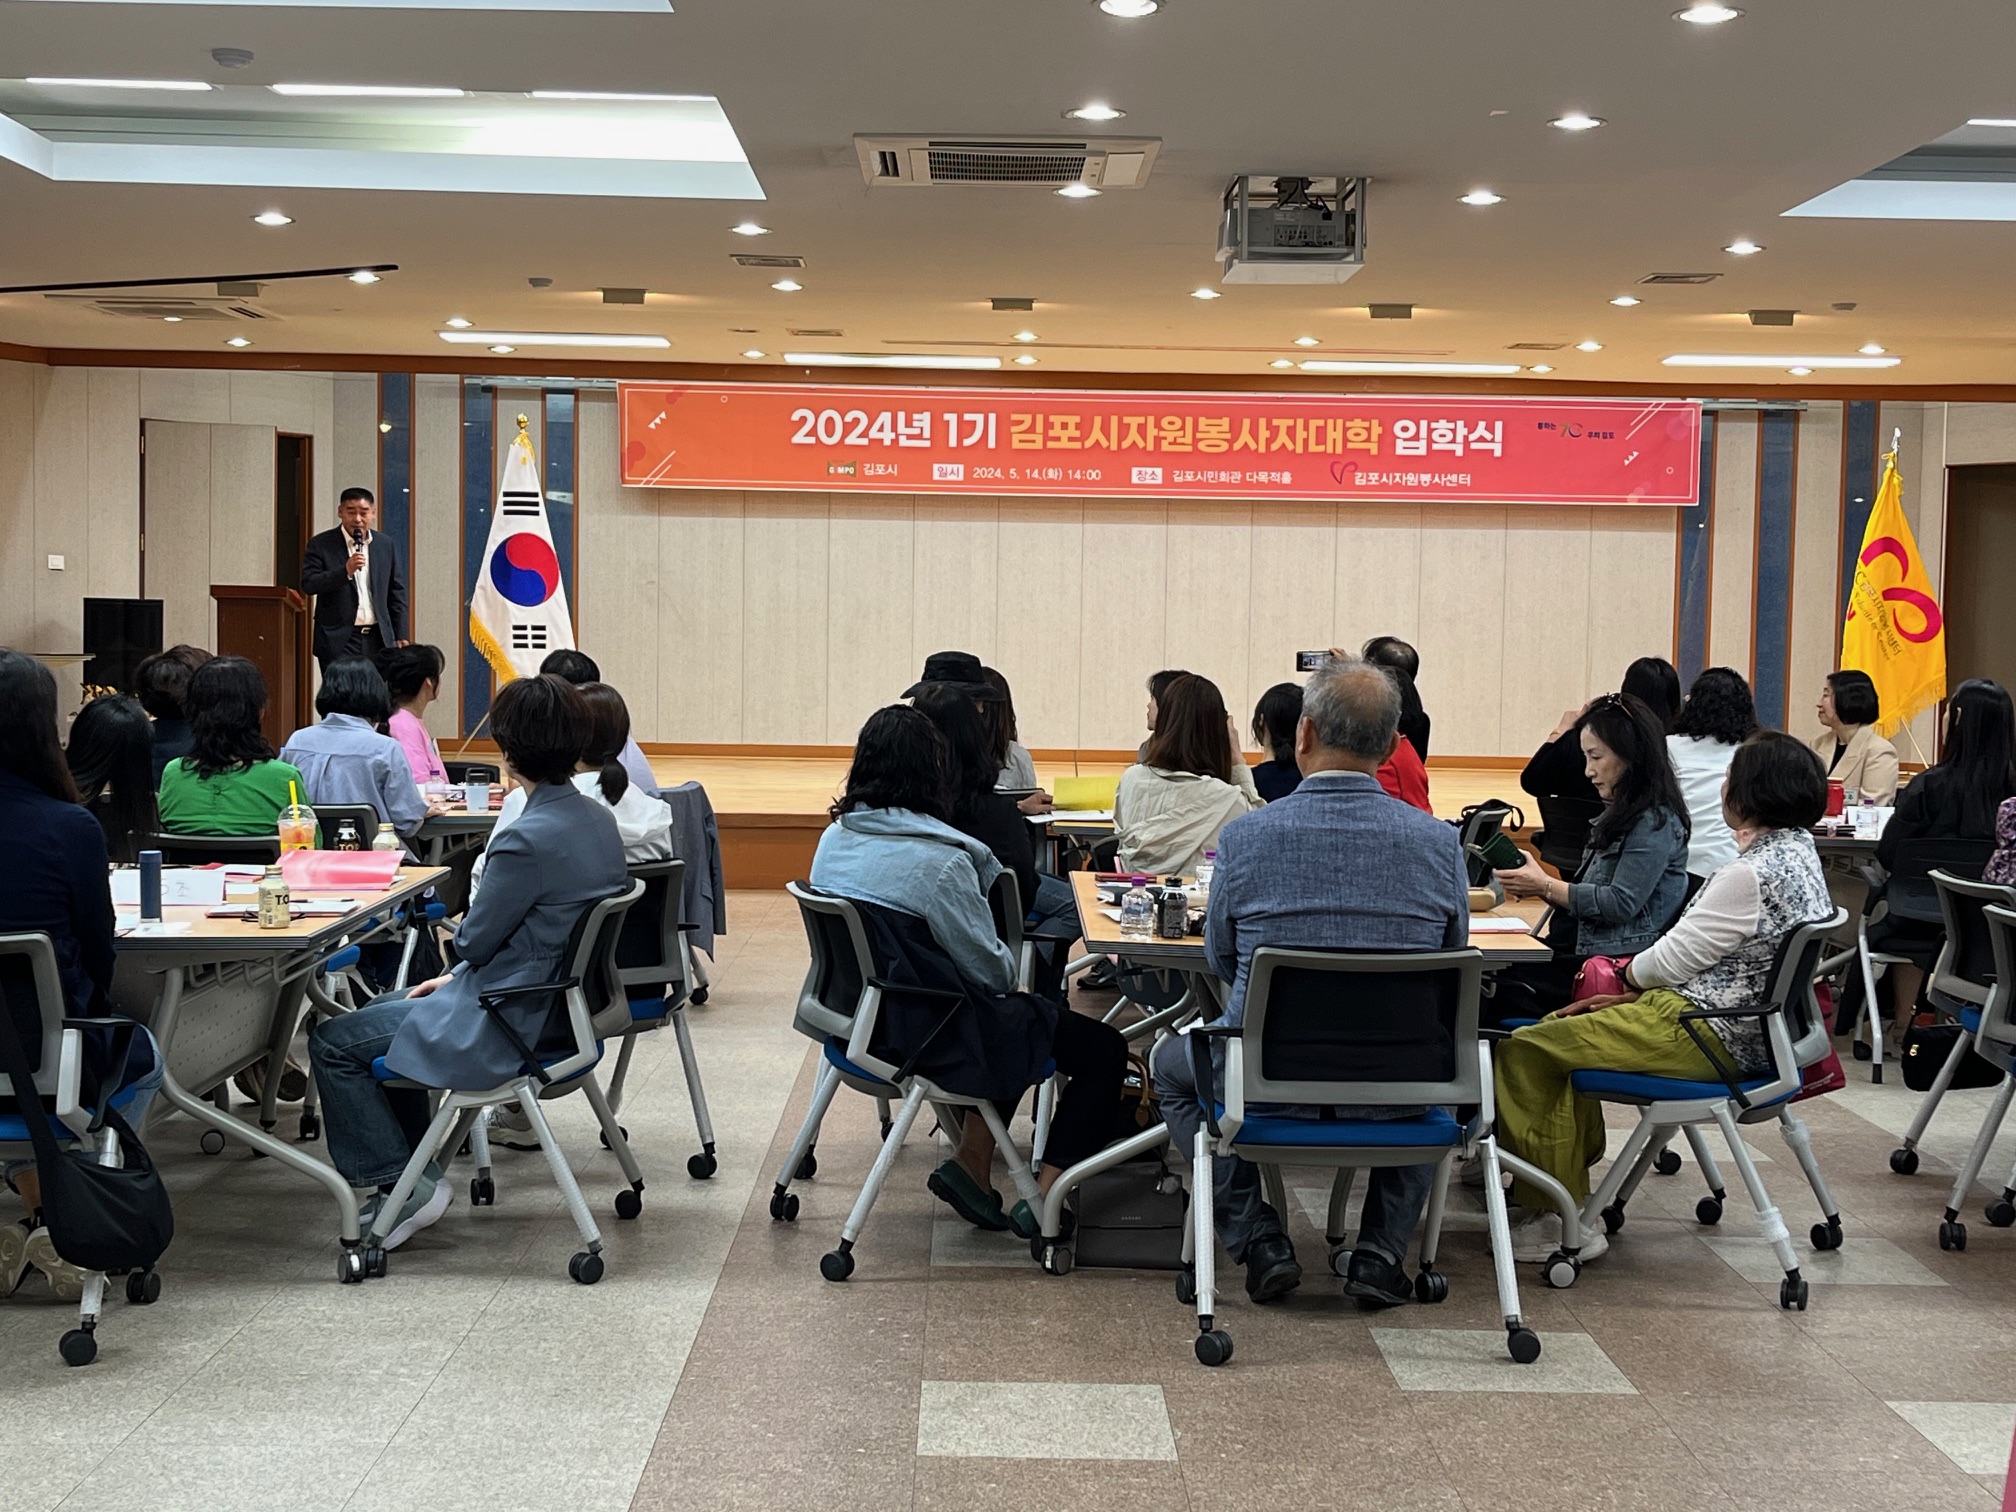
23, 1225, 87, 1300
366, 1174, 452, 1251
1499, 1208, 1561, 1262
0, 1219, 31, 1297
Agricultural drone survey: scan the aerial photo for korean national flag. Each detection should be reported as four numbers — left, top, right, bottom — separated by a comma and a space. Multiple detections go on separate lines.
469, 419, 574, 683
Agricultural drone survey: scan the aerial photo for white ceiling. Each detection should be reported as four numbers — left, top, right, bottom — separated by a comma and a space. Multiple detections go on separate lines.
3, 0, 2016, 384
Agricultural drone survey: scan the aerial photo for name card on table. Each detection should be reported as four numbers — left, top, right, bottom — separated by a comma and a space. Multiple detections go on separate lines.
110, 868, 225, 908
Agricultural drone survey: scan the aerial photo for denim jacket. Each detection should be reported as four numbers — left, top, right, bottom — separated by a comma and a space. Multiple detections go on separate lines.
1564, 804, 1692, 957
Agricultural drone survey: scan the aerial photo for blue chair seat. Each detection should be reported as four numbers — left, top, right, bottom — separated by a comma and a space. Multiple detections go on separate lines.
1222, 1105, 1461, 1149
0, 1080, 146, 1144
1501, 1017, 1541, 1030
1571, 1069, 1780, 1104
626, 987, 670, 1023
323, 945, 363, 974
1962, 1006, 1983, 1035
823, 1038, 895, 1089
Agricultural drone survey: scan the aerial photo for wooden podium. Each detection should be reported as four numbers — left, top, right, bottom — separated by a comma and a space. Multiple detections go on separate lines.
210, 585, 310, 749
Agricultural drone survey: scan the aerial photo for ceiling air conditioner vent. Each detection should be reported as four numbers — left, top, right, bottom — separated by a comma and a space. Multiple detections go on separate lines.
45, 294, 273, 321
732, 254, 805, 268
856, 134, 1159, 189
1506, 341, 1567, 351
788, 328, 844, 338
1640, 272, 1721, 285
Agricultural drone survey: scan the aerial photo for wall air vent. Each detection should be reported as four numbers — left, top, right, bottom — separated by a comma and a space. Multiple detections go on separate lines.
1505, 341, 1566, 351
732, 254, 806, 268
1640, 272, 1721, 285
856, 134, 1160, 189
45, 293, 272, 321
788, 328, 844, 338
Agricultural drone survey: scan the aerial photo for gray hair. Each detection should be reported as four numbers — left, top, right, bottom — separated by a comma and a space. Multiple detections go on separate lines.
1302, 655, 1401, 760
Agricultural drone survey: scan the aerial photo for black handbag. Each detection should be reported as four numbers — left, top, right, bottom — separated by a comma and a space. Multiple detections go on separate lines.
1071, 1154, 1189, 1271
1901, 1022, 2005, 1093
0, 1003, 174, 1274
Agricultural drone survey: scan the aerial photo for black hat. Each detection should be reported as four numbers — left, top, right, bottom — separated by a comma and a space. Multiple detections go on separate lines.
903, 650, 1003, 702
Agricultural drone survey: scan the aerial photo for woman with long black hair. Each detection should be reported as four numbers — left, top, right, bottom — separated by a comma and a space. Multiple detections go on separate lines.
157, 656, 305, 836
66, 694, 159, 864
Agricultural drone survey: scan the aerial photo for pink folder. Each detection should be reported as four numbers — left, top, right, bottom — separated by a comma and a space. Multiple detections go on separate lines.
280, 851, 403, 891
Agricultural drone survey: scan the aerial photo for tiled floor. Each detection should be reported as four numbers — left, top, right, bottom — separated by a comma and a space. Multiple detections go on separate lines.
8, 889, 2016, 1510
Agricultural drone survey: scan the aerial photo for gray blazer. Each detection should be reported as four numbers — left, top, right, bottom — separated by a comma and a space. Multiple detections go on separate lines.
385, 780, 628, 1089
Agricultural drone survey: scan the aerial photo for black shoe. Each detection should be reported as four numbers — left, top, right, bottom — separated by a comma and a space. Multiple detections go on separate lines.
1241, 1234, 1302, 1304
1343, 1250, 1411, 1310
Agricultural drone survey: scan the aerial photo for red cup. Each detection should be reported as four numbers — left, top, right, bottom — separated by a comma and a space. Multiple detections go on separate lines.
1825, 779, 1845, 819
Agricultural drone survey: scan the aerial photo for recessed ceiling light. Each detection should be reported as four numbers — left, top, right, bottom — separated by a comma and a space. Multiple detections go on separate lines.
270, 83, 466, 97
1966, 119, 2016, 128
445, 316, 473, 329
1675, 2, 1743, 22
1609, 295, 1642, 307
1724, 238, 1764, 255
1190, 287, 1221, 300
1300, 360, 1524, 375
225, 335, 252, 347
1575, 339, 1603, 352
741, 348, 765, 358
1013, 354, 1039, 365
1550, 112, 1605, 131
1064, 103, 1126, 122
1459, 189, 1504, 206
771, 278, 802, 292
26, 77, 212, 91
490, 345, 515, 354
251, 210, 293, 227
784, 352, 1003, 369
1013, 330, 1038, 342
1095, 0, 1161, 15
440, 330, 671, 347
1859, 342, 1886, 355
348, 270, 381, 284
1661, 353, 1902, 368
730, 221, 770, 236
1055, 182, 1102, 199
1293, 335, 1320, 347
528, 90, 707, 101
1528, 364, 1553, 373
1269, 359, 1295, 369
1787, 366, 1813, 376
162, 315, 182, 323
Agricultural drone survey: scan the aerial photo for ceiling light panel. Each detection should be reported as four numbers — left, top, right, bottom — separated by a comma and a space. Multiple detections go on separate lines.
439, 330, 671, 347
1661, 353, 1901, 368
25, 77, 211, 91
270, 83, 465, 97
1299, 360, 1523, 375
14, 0, 671, 8
784, 353, 1004, 369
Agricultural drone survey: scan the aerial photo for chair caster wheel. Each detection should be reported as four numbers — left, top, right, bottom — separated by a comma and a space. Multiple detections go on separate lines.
199, 1129, 226, 1156
1194, 1329, 1234, 1367
364, 1247, 388, 1279
878, 1119, 894, 1142
1541, 1251, 1580, 1289
598, 1124, 630, 1151
1780, 1276, 1809, 1311
1890, 1147, 1920, 1176
690, 986, 709, 1006
1508, 1327, 1542, 1364
1041, 1243, 1074, 1276
338, 1249, 366, 1284
769, 1189, 799, 1222
1653, 1149, 1682, 1177
469, 1175, 496, 1206
796, 1151, 818, 1181
820, 1248, 855, 1282
1985, 1197, 2016, 1228
614, 1188, 643, 1221
1601, 1205, 1625, 1236
569, 1251, 604, 1285
1695, 1197, 1724, 1226
1175, 1268, 1196, 1305
1327, 1245, 1351, 1279
1811, 1220, 1843, 1251
1939, 1220, 1967, 1252
1851, 1039, 1872, 1061
1414, 1270, 1449, 1304
687, 1152, 717, 1180
59, 1329, 97, 1367
297, 1112, 321, 1142
125, 1269, 160, 1305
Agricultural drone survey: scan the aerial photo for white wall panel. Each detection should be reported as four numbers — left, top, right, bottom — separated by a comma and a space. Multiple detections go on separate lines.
744, 497, 830, 744
995, 499, 1083, 750
827, 497, 916, 744
1500, 507, 1593, 760
1245, 503, 1336, 748
1415, 504, 1509, 758
85, 369, 140, 601
1078, 502, 1167, 751
1708, 412, 1759, 675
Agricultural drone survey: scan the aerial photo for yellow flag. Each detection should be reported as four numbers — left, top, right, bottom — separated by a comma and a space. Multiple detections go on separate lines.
1840, 457, 1946, 736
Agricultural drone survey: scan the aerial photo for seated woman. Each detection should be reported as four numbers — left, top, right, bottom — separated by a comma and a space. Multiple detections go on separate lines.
470, 681, 671, 896
1667, 667, 1759, 878
157, 656, 306, 837
307, 674, 630, 1250
280, 658, 432, 842
979, 666, 1047, 812
1522, 657, 1682, 807
1809, 669, 1898, 806
809, 705, 1127, 1238
1250, 682, 1304, 802
1137, 667, 1191, 761
134, 644, 211, 785
1492, 693, 1692, 1023
378, 643, 450, 788
65, 693, 159, 864
0, 651, 164, 1300
1867, 678, 2016, 1044
1115, 673, 1262, 875
1493, 731, 1834, 1261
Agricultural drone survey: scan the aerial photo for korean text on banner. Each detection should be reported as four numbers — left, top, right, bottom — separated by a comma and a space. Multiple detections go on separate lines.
616, 384, 1701, 506
1841, 455, 1946, 737
469, 415, 576, 684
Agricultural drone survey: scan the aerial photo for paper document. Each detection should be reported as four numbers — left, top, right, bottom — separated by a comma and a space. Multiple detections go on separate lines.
1467, 917, 1532, 935
111, 869, 226, 907
1049, 809, 1115, 824
116, 920, 193, 938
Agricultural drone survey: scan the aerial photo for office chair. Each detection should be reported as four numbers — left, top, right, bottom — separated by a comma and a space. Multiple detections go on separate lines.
147, 831, 281, 866
343, 881, 645, 1285
609, 858, 720, 1179
1926, 902, 2016, 1252
312, 804, 386, 851
1845, 837, 1993, 1076
443, 762, 500, 786
1177, 945, 1552, 1367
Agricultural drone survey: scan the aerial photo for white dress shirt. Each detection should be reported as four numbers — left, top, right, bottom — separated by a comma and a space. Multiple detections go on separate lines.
351, 531, 375, 627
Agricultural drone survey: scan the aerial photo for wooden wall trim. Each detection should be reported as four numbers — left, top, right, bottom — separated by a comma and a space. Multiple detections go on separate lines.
447, 736, 1529, 768
0, 340, 50, 363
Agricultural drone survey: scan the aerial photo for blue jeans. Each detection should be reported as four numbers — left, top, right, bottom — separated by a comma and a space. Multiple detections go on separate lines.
307, 994, 435, 1188
1150, 1033, 1435, 1267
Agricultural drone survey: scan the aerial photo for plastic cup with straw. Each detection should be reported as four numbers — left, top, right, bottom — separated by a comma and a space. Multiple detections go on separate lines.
278, 779, 318, 853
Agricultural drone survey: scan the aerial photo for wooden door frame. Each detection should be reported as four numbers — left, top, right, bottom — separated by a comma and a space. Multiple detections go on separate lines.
278, 431, 315, 728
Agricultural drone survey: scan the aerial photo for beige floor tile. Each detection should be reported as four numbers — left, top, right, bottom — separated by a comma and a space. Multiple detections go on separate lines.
1699, 1233, 1949, 1286
1371, 1327, 1636, 1393
1887, 1400, 2016, 1475
915, 1379, 1177, 1460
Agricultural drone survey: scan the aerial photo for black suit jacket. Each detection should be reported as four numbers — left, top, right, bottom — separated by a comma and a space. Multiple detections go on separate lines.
302, 525, 406, 659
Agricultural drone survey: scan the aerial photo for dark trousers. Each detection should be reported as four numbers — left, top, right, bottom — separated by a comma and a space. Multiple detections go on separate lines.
993, 1010, 1128, 1171
306, 993, 433, 1187
1483, 955, 1584, 1027
316, 624, 388, 674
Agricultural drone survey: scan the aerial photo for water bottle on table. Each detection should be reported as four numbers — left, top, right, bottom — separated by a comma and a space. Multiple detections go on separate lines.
1120, 875, 1154, 940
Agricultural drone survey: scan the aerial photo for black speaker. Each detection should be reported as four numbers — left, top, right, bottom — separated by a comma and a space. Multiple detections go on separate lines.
82, 597, 163, 694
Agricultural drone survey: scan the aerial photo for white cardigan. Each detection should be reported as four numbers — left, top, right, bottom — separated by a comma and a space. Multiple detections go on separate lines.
1114, 760, 1262, 876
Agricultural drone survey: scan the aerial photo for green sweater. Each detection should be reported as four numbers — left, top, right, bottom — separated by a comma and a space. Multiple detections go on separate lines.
158, 758, 306, 837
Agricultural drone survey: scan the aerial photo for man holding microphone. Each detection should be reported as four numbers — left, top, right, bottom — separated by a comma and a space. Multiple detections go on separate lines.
304, 487, 409, 672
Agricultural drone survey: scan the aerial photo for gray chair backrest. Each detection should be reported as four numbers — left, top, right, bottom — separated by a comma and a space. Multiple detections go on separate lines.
0, 932, 65, 1088
313, 804, 384, 850
985, 869, 1024, 956
557, 880, 645, 1048
615, 858, 688, 999
1240, 945, 1485, 1108
1976, 904, 2016, 1057
787, 881, 879, 1043
150, 831, 281, 866
1763, 909, 1850, 1070
1931, 871, 2016, 1010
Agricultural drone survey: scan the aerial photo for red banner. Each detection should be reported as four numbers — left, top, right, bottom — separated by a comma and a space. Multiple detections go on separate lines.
617, 383, 1700, 506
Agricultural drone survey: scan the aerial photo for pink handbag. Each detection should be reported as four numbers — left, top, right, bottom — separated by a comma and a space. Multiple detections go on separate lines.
1571, 955, 1632, 1001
